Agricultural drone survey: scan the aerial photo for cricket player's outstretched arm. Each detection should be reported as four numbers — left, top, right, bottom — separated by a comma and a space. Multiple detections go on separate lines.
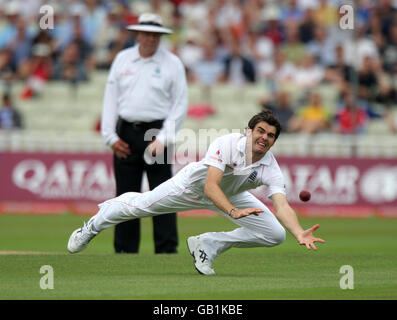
271, 193, 325, 250
205, 166, 264, 219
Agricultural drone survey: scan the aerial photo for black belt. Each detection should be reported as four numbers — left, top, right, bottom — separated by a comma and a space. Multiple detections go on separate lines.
119, 118, 164, 131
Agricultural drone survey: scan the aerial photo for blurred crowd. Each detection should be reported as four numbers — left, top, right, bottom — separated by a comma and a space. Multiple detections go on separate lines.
0, 0, 397, 134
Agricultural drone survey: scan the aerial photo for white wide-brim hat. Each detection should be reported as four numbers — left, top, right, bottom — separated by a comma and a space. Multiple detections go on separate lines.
126, 13, 173, 34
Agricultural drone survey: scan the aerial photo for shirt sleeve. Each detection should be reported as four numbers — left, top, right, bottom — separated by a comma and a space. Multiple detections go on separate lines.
202, 136, 228, 172
101, 56, 120, 147
261, 160, 286, 199
156, 58, 188, 146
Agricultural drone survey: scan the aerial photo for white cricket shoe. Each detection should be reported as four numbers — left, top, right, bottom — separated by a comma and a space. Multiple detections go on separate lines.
187, 236, 215, 275
67, 220, 98, 253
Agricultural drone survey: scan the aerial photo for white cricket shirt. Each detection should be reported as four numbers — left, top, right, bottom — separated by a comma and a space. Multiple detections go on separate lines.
176, 133, 286, 198
101, 44, 188, 146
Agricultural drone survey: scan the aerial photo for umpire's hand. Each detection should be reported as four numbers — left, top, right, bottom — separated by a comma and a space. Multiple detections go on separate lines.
148, 139, 165, 156
112, 139, 131, 159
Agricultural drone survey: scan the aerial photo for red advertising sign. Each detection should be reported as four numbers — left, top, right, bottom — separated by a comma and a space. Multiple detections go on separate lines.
250, 157, 397, 218
0, 152, 115, 202
0, 152, 396, 217
0, 152, 115, 215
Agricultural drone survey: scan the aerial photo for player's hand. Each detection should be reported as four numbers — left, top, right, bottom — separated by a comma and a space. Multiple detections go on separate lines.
148, 139, 164, 156
297, 224, 325, 250
230, 208, 263, 219
112, 139, 131, 159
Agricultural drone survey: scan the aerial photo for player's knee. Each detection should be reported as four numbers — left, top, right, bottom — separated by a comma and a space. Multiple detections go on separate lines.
270, 226, 286, 246
256, 225, 286, 247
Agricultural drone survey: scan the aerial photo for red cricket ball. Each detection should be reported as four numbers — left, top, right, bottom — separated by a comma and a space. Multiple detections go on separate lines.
299, 190, 311, 202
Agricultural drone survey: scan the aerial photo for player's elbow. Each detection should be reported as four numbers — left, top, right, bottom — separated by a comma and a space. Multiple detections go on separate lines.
204, 180, 220, 199
204, 182, 213, 198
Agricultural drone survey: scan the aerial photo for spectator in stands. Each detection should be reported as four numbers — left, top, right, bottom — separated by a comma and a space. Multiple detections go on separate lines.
0, 2, 20, 50
327, 3, 354, 45
298, 7, 316, 44
0, 92, 23, 130
313, 0, 338, 29
356, 55, 394, 103
366, 8, 383, 38
93, 3, 126, 69
223, 40, 256, 86
179, 0, 209, 30
167, 8, 184, 53
191, 43, 224, 101
151, 0, 174, 24
296, 0, 319, 11
53, 19, 93, 84
213, 0, 244, 41
0, 49, 15, 91
264, 49, 296, 87
20, 44, 53, 100
242, 0, 266, 34
9, 19, 32, 74
307, 25, 336, 66
81, 0, 108, 46
351, 26, 380, 70
358, 55, 377, 97
0, 0, 395, 122
70, 17, 95, 74
356, 0, 372, 31
262, 6, 284, 46
120, 1, 139, 27
333, 92, 369, 135
280, 21, 306, 65
325, 44, 356, 92
51, 5, 76, 54
381, 23, 397, 75
107, 28, 135, 66
292, 53, 325, 89
289, 92, 330, 134
178, 30, 203, 82
385, 107, 397, 133
260, 91, 295, 132
374, 0, 397, 42
280, 0, 304, 24
32, 29, 55, 54
53, 41, 88, 84
247, 29, 274, 81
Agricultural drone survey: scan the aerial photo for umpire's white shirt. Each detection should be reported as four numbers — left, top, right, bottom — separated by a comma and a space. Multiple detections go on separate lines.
176, 133, 286, 200
101, 44, 188, 147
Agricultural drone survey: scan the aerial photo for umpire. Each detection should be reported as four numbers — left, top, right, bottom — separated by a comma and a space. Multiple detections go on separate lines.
101, 13, 188, 253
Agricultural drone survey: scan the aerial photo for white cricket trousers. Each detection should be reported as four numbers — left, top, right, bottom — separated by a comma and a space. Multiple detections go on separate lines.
91, 177, 286, 260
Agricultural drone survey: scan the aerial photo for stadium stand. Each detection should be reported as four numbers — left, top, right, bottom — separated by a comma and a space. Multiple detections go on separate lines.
0, 0, 396, 158
1, 70, 396, 158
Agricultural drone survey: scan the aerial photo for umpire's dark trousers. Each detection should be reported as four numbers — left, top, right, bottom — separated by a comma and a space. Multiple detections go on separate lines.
113, 118, 178, 253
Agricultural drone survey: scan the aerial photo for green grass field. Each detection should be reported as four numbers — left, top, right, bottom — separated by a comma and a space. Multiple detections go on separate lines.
0, 213, 396, 300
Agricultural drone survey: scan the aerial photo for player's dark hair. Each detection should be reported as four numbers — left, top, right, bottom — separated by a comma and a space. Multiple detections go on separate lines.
248, 110, 282, 139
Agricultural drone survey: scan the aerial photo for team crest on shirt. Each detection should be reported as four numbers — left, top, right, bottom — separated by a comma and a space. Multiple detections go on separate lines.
248, 170, 258, 183
153, 66, 161, 77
